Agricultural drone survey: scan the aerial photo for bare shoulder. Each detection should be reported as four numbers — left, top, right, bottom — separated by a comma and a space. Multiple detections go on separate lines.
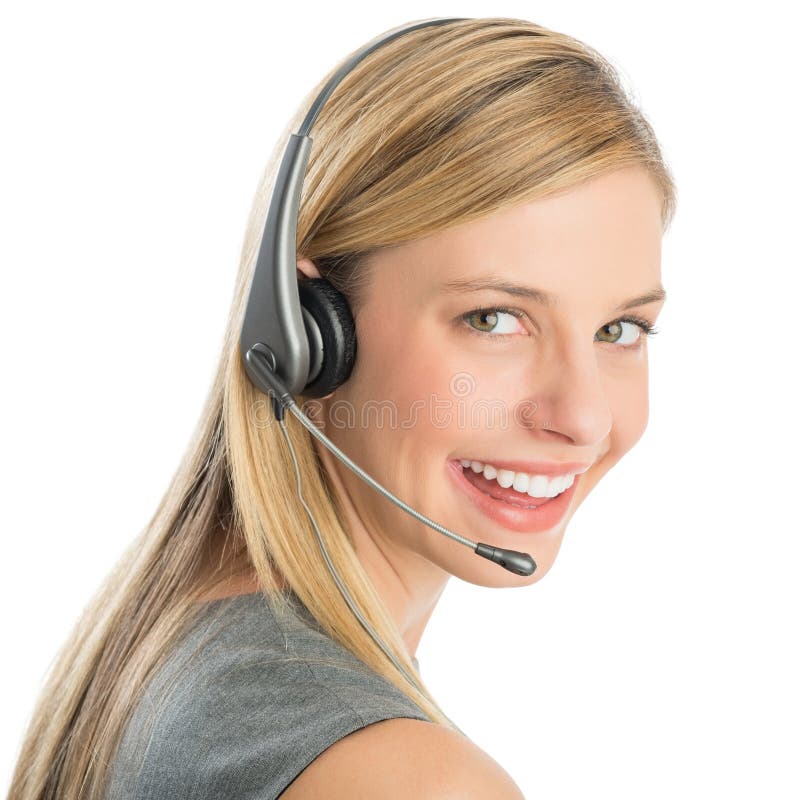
279, 716, 525, 799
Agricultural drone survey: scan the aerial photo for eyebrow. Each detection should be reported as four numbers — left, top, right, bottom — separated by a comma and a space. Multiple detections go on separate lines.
441, 277, 667, 313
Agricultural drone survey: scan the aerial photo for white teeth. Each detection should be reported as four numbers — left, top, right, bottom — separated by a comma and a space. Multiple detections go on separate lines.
528, 475, 550, 498
458, 458, 579, 498
512, 472, 530, 493
496, 469, 515, 489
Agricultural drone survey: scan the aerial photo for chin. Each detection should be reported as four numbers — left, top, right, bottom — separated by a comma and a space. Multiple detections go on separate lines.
435, 525, 567, 589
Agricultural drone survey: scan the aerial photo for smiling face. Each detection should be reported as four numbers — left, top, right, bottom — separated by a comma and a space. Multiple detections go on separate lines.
302, 164, 666, 589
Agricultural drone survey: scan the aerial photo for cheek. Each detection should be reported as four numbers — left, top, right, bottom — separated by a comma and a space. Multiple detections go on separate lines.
389, 341, 516, 440
573, 366, 650, 504
343, 318, 447, 436
608, 364, 650, 455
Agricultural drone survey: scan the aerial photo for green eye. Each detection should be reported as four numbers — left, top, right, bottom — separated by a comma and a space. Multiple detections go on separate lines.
459, 307, 659, 349
596, 317, 659, 348
460, 307, 527, 337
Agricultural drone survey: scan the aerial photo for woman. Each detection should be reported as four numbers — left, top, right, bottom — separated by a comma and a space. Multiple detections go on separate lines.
8, 16, 676, 800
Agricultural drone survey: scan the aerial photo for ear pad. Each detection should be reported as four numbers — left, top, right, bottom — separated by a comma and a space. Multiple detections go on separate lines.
297, 278, 357, 398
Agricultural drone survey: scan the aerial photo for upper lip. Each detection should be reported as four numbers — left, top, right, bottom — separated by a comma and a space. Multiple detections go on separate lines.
453, 458, 593, 476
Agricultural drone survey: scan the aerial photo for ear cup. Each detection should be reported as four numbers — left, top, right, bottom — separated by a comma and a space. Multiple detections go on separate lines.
297, 278, 357, 398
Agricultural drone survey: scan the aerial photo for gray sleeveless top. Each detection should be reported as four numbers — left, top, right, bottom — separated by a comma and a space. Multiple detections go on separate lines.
104, 591, 430, 799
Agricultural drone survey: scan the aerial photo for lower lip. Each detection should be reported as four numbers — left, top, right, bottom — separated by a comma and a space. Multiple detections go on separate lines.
446, 459, 580, 534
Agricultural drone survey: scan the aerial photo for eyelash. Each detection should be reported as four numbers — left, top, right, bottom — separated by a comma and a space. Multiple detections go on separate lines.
459, 305, 660, 348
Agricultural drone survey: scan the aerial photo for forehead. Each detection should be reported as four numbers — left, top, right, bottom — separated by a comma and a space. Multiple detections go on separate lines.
372, 166, 663, 300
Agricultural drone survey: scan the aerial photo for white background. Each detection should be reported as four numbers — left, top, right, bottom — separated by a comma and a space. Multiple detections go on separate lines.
2, 2, 798, 798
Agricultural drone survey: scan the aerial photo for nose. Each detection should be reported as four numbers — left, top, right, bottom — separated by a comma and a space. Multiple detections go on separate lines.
519, 343, 613, 448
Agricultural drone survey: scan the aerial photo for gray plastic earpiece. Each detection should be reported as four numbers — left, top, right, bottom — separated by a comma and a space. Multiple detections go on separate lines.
241, 134, 313, 397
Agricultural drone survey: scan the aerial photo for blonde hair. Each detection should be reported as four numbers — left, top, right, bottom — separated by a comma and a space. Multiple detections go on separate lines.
8, 17, 676, 799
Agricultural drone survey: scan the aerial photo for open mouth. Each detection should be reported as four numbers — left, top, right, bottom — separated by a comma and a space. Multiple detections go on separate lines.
447, 459, 581, 534
459, 459, 575, 507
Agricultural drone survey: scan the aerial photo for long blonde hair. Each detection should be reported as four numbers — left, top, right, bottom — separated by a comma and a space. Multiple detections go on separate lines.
8, 17, 677, 799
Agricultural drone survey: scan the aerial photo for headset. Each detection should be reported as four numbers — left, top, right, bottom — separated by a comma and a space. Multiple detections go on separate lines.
239, 17, 536, 699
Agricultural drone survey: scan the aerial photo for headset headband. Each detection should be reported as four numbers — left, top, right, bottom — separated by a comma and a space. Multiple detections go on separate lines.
239, 17, 468, 397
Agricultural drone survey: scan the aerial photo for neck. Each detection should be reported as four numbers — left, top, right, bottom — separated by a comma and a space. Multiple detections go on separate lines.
312, 437, 449, 661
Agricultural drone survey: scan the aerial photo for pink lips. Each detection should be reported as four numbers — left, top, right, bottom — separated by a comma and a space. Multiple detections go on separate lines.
447, 458, 581, 534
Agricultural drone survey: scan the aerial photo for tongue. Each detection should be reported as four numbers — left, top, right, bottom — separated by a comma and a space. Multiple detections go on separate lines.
462, 466, 553, 508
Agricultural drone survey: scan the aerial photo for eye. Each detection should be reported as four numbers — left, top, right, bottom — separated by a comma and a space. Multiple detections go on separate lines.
596, 316, 660, 349
459, 307, 659, 349
460, 306, 528, 337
